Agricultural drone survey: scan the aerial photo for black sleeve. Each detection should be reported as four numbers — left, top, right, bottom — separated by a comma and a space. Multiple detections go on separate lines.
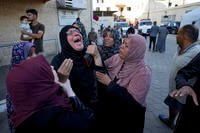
69, 96, 87, 111
107, 81, 141, 106
50, 54, 62, 71
95, 65, 107, 74
176, 53, 200, 89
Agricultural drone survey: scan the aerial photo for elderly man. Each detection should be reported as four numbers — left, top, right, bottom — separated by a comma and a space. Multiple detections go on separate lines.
170, 25, 200, 133
159, 25, 200, 129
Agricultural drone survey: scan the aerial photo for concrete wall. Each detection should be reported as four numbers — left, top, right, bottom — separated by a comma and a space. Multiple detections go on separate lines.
140, 2, 200, 25
78, 5, 92, 34
0, 0, 92, 66
0, 0, 59, 66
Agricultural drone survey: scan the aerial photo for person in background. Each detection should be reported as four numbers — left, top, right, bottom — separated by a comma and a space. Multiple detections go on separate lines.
100, 24, 104, 37
88, 28, 98, 45
21, 9, 45, 54
149, 21, 159, 52
114, 24, 122, 44
19, 16, 33, 42
126, 24, 135, 35
134, 18, 139, 29
159, 25, 200, 129
156, 24, 169, 53
97, 29, 120, 61
170, 51, 200, 133
87, 34, 151, 132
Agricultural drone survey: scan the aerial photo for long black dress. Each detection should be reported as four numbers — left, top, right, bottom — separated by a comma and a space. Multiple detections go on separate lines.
51, 25, 97, 109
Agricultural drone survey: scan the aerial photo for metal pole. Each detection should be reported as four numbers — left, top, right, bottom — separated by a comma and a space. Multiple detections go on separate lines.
90, 0, 93, 29
183, 0, 185, 5
147, 0, 150, 19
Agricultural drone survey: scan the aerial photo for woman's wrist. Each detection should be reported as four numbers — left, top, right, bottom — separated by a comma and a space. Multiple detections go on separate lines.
94, 53, 103, 66
59, 80, 76, 97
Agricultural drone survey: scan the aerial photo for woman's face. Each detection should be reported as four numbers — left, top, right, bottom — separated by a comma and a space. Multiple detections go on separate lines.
103, 32, 114, 47
119, 38, 129, 60
67, 28, 84, 51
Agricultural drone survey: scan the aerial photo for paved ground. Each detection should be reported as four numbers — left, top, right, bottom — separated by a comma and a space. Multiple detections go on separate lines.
0, 34, 177, 132
144, 34, 176, 133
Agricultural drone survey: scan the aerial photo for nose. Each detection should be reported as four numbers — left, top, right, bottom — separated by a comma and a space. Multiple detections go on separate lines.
74, 32, 82, 38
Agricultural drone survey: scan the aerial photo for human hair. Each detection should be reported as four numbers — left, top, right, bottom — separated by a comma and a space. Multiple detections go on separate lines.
76, 17, 80, 21
102, 29, 119, 45
20, 16, 28, 21
182, 25, 199, 43
26, 9, 38, 16
103, 30, 113, 38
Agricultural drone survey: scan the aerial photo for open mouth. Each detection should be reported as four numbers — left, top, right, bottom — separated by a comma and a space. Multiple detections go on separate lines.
74, 38, 81, 43
73, 36, 82, 43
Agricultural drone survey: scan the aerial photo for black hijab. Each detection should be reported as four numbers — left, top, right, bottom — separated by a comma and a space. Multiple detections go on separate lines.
59, 25, 86, 60
52, 25, 97, 107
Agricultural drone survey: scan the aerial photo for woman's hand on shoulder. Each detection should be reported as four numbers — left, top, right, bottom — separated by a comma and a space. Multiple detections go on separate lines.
96, 71, 112, 86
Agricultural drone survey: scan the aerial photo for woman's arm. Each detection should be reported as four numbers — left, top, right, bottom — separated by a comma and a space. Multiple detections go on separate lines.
96, 71, 141, 106
86, 44, 103, 66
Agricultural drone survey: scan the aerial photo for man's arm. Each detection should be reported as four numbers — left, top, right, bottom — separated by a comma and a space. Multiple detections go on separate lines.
24, 31, 44, 39
169, 53, 200, 106
21, 24, 45, 39
176, 52, 200, 89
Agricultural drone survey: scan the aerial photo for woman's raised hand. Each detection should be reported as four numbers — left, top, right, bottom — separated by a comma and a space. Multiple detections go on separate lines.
57, 59, 73, 83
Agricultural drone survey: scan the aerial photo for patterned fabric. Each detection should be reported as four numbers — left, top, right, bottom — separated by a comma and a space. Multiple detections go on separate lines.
108, 28, 121, 48
98, 45, 118, 61
11, 41, 33, 68
6, 41, 33, 132
6, 93, 15, 133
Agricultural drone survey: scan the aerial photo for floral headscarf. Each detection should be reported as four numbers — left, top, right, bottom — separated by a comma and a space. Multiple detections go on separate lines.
11, 41, 33, 68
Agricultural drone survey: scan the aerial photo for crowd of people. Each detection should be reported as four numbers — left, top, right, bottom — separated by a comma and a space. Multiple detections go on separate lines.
4, 8, 200, 133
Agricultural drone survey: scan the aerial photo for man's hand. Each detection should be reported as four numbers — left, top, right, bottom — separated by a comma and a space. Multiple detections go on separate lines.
170, 86, 199, 106
57, 59, 73, 83
96, 71, 112, 86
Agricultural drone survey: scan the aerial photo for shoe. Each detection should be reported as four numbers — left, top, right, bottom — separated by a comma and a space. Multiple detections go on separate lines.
158, 114, 174, 129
